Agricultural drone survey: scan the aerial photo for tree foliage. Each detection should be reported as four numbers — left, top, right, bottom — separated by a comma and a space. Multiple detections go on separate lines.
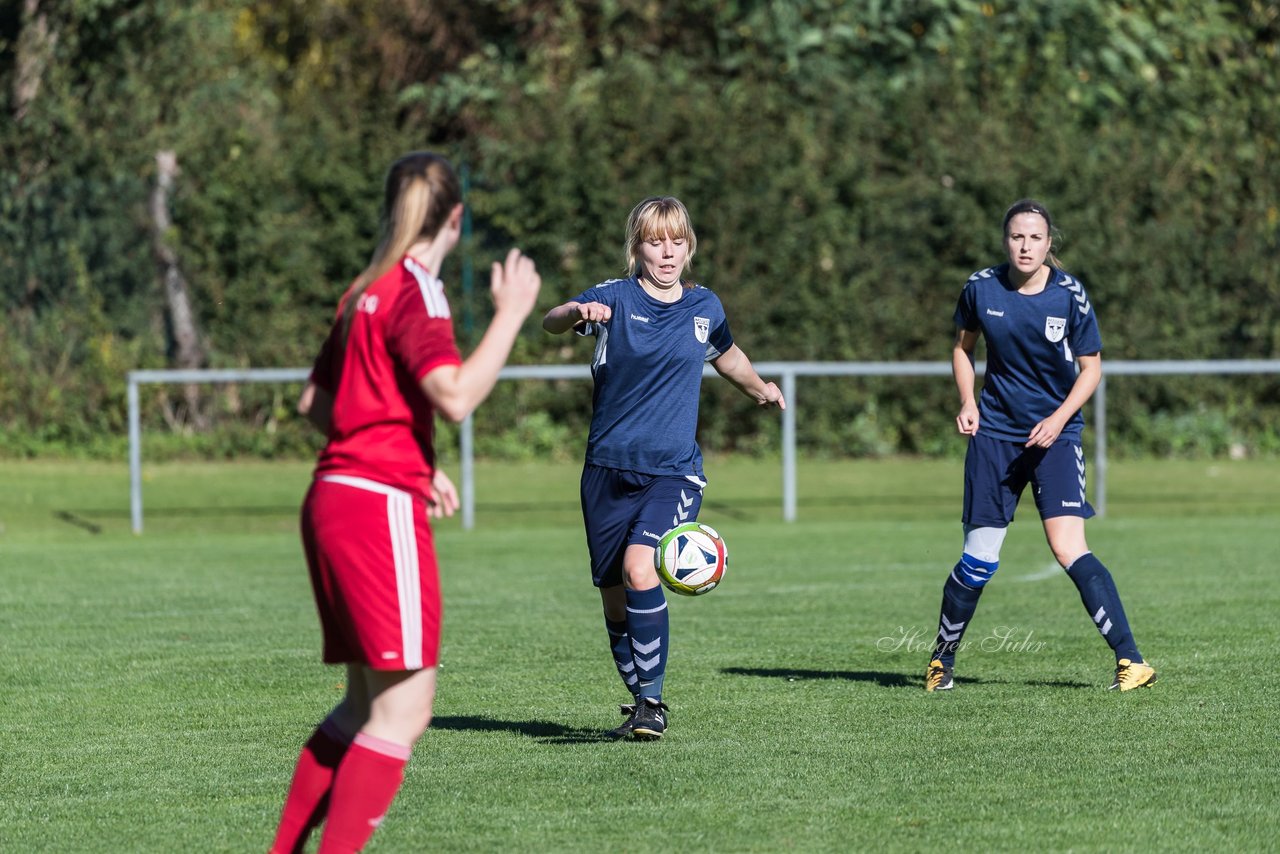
1, 0, 1277, 458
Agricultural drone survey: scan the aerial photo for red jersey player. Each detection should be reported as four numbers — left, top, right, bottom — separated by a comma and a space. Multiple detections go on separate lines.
269, 152, 540, 854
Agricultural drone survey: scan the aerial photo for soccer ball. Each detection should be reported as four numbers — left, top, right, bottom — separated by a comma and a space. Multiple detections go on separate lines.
655, 522, 728, 596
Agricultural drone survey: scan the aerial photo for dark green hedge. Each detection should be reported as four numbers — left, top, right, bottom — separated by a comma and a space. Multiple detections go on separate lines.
2, 0, 1276, 459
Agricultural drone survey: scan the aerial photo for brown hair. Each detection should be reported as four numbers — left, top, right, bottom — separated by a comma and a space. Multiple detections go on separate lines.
624, 196, 698, 279
341, 152, 462, 342
1002, 198, 1063, 269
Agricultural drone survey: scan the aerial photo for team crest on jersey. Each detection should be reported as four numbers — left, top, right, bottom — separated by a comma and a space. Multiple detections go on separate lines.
693, 316, 710, 344
1044, 316, 1066, 343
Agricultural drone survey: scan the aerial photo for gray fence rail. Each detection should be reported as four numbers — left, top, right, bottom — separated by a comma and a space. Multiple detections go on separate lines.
127, 360, 1280, 533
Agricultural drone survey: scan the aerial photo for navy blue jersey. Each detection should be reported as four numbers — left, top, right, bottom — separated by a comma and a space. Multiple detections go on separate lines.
955, 264, 1102, 442
572, 276, 734, 476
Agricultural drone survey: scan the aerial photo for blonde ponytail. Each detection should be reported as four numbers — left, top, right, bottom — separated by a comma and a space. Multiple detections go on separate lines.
341, 153, 462, 343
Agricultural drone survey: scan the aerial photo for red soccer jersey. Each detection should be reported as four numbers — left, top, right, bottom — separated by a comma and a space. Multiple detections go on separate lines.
310, 256, 462, 499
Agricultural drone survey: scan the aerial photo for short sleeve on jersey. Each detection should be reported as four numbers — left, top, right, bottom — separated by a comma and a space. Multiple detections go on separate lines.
1058, 272, 1103, 356
705, 315, 733, 361
572, 284, 613, 306
1069, 318, 1102, 357
570, 283, 617, 338
954, 277, 982, 331
573, 279, 627, 335
385, 282, 462, 380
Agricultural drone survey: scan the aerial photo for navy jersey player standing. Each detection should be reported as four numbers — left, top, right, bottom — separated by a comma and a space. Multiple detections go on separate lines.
924, 199, 1157, 693
543, 196, 785, 739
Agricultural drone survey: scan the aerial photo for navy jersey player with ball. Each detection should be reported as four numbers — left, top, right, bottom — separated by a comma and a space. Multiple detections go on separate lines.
925, 199, 1157, 693
543, 197, 785, 739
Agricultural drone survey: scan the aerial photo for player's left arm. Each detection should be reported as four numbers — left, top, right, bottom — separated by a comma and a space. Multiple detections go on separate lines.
1026, 353, 1102, 448
712, 344, 786, 409
297, 381, 333, 435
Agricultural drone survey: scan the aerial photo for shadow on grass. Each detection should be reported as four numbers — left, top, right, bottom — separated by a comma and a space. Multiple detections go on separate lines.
53, 510, 103, 534
724, 666, 1093, 690
430, 715, 611, 745
722, 666, 918, 688
1016, 679, 1093, 689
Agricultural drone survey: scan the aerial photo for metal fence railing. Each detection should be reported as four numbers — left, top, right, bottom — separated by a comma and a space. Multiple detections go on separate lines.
127, 360, 1280, 533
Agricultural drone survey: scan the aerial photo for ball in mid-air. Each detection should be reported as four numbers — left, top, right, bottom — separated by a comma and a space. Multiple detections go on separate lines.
655, 522, 727, 596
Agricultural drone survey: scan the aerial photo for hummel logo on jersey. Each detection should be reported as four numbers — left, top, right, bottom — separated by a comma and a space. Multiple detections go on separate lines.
1060, 500, 1082, 508
642, 530, 661, 540
630, 313, 650, 323
986, 308, 1004, 317
357, 294, 380, 314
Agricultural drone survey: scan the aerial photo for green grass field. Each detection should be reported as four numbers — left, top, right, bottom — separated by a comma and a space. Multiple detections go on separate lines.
2, 457, 1277, 852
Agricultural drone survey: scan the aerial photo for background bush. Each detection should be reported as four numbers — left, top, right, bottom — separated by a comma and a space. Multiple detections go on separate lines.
2, 0, 1277, 460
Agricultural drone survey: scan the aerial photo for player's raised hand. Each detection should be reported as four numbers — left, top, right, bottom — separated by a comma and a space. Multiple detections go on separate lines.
576, 301, 612, 324
490, 248, 541, 320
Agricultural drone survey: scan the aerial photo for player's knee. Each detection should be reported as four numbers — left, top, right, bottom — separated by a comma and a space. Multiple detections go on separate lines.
1051, 540, 1090, 568
1063, 551, 1097, 575
955, 553, 998, 588
330, 702, 369, 736
962, 525, 1007, 563
624, 563, 660, 590
333, 678, 372, 732
369, 694, 435, 744
1043, 519, 1089, 568
623, 549, 659, 589
599, 585, 627, 622
955, 526, 1008, 588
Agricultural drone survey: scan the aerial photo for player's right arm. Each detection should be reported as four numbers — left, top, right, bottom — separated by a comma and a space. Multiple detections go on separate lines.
542, 300, 611, 334
420, 249, 541, 423
953, 327, 980, 436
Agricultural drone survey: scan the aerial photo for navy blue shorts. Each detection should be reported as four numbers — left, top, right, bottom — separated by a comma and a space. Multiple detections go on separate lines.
580, 464, 705, 587
962, 433, 1095, 527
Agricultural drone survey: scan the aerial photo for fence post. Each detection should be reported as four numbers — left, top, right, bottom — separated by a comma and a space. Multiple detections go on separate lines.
782, 370, 797, 522
129, 375, 143, 534
461, 413, 475, 530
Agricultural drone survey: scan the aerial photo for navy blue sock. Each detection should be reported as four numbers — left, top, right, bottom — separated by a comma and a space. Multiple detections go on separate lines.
604, 616, 639, 700
1066, 553, 1141, 662
930, 560, 987, 666
625, 585, 669, 701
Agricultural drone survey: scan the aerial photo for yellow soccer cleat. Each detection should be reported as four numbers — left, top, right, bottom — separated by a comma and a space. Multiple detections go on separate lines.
1109, 658, 1157, 691
924, 659, 954, 692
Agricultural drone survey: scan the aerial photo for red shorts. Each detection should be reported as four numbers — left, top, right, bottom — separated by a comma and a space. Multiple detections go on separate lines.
301, 475, 442, 670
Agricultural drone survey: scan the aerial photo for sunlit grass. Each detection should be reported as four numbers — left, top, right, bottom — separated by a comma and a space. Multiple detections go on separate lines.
1, 458, 1276, 851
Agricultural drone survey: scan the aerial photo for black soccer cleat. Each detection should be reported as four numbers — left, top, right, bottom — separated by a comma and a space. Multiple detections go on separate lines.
605, 703, 638, 740
630, 698, 669, 740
